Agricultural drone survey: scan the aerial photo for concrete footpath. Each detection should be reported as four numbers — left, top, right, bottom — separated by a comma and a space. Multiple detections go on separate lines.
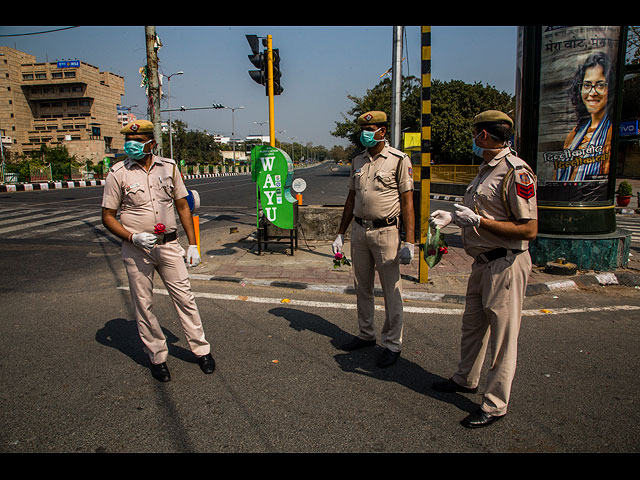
187, 178, 640, 302
189, 218, 640, 304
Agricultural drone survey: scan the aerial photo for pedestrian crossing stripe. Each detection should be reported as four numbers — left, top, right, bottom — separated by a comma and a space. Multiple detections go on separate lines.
617, 218, 640, 242
0, 205, 228, 240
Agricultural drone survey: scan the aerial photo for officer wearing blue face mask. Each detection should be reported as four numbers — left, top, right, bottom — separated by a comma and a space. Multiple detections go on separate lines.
333, 111, 415, 368
429, 110, 538, 429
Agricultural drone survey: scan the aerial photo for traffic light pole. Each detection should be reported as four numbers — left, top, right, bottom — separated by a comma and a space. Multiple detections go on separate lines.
267, 35, 276, 147
419, 26, 431, 283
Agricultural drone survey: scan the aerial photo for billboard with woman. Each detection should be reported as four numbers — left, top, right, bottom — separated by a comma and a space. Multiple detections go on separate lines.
534, 26, 623, 203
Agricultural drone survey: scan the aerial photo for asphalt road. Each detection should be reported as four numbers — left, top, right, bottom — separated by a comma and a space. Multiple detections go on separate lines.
1, 238, 639, 453
1, 163, 640, 453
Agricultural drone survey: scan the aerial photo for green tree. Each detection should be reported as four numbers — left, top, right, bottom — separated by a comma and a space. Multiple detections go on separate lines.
331, 76, 421, 153
6, 145, 80, 181
162, 119, 223, 165
431, 80, 514, 164
332, 77, 515, 164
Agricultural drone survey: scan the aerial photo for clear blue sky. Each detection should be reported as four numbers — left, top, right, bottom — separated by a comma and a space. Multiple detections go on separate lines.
0, 25, 518, 150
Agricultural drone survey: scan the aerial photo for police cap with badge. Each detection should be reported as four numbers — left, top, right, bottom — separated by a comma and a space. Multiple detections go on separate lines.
120, 119, 155, 136
357, 111, 388, 127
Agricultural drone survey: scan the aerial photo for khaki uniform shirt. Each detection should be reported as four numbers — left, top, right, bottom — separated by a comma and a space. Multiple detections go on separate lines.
462, 148, 537, 258
349, 142, 414, 220
101, 155, 188, 234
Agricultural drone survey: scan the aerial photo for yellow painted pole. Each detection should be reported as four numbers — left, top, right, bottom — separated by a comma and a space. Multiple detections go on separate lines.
193, 215, 200, 255
267, 35, 275, 147
419, 26, 432, 283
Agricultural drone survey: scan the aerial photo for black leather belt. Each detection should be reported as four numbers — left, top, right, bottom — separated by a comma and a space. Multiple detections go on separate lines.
354, 216, 397, 229
158, 230, 177, 244
475, 248, 524, 264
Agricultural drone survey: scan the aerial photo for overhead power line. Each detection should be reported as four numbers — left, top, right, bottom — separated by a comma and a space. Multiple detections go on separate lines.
0, 26, 79, 37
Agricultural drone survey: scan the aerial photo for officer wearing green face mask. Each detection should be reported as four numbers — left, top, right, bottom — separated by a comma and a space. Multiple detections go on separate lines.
101, 120, 215, 383
333, 111, 415, 368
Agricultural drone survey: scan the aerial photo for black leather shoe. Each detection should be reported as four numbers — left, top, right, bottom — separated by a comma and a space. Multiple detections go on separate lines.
460, 408, 505, 429
150, 362, 171, 382
197, 353, 215, 374
377, 348, 400, 368
341, 336, 376, 351
432, 378, 478, 394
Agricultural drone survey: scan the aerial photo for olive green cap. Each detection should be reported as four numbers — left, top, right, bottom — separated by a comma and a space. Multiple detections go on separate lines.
357, 111, 387, 126
473, 110, 513, 128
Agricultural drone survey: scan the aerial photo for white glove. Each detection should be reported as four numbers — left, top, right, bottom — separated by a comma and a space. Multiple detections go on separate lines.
398, 242, 414, 264
186, 245, 201, 267
429, 210, 453, 229
453, 204, 482, 227
132, 232, 157, 249
332, 234, 344, 254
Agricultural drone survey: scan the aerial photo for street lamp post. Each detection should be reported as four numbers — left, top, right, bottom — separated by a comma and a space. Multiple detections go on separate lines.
225, 106, 245, 167
166, 71, 183, 160
254, 121, 268, 144
288, 136, 297, 163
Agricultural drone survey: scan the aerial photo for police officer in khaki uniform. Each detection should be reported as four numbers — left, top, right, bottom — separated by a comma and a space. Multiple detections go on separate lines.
101, 120, 215, 382
429, 110, 537, 428
333, 111, 415, 368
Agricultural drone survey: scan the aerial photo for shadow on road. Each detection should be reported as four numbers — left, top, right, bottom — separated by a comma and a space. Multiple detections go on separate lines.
95, 318, 198, 367
268, 307, 477, 415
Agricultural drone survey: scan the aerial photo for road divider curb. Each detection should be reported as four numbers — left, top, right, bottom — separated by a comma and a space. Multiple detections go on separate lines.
0, 172, 255, 193
188, 271, 640, 303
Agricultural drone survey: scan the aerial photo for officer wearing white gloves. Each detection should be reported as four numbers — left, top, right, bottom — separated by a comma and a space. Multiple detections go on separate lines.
429, 110, 538, 429
101, 120, 214, 383
429, 204, 481, 230
333, 111, 415, 368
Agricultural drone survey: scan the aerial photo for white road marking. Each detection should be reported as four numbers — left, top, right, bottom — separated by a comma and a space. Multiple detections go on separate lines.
116, 286, 640, 317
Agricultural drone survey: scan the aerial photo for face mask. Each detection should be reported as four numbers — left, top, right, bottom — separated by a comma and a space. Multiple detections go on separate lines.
124, 139, 153, 160
360, 128, 382, 148
472, 132, 484, 158
472, 131, 506, 158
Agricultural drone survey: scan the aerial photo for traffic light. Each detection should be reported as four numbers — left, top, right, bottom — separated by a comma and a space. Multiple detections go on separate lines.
212, 103, 225, 109
246, 35, 266, 87
248, 52, 266, 86
246, 34, 283, 96
272, 48, 283, 95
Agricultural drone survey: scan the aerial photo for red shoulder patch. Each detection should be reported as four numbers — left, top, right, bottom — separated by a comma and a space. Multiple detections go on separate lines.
516, 183, 535, 199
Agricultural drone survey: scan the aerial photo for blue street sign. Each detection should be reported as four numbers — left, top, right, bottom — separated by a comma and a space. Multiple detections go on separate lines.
57, 60, 80, 68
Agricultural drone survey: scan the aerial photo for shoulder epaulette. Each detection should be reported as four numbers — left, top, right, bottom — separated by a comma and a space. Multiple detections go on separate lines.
109, 161, 125, 173
387, 146, 407, 159
501, 154, 535, 219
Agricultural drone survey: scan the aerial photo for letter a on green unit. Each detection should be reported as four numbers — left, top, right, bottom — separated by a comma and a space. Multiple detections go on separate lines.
251, 145, 296, 230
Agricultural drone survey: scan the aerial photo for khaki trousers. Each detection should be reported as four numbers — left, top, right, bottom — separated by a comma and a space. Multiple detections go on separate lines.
122, 240, 210, 365
350, 221, 403, 352
452, 250, 531, 416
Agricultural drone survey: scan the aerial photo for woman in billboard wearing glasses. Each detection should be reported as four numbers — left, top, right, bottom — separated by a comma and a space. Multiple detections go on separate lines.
555, 51, 614, 182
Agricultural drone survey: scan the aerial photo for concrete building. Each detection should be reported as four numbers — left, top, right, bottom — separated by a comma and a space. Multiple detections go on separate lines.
0, 47, 125, 164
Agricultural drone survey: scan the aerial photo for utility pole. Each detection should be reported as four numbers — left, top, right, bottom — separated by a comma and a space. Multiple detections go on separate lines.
419, 26, 432, 283
391, 26, 403, 149
145, 26, 163, 156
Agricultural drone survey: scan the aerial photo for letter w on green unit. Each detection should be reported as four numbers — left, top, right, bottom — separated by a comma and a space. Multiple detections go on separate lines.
251, 145, 296, 230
